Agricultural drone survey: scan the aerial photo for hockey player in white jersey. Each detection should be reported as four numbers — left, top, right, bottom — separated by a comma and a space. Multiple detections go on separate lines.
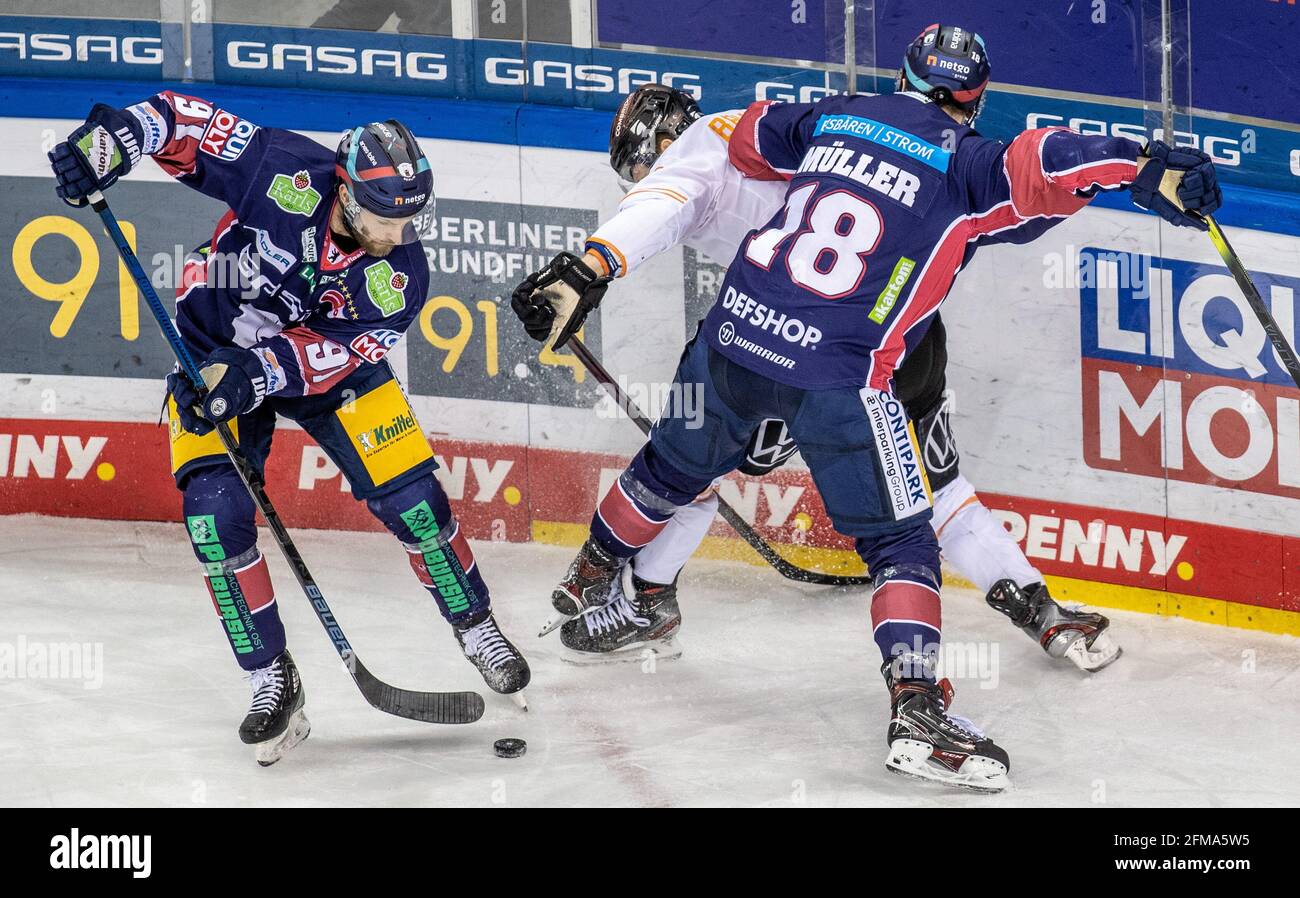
524, 84, 1120, 672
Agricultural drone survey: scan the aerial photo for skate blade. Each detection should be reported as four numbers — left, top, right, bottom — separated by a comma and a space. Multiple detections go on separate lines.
255, 708, 311, 767
884, 739, 1010, 794
510, 690, 529, 712
1064, 633, 1123, 672
560, 638, 682, 666
538, 609, 575, 637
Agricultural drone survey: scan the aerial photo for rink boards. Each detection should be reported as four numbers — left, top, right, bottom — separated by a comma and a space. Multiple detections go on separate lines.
1, 117, 1298, 635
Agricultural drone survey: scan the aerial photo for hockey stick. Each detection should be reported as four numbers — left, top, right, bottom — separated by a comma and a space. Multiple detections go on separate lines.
567, 336, 871, 587
1202, 215, 1300, 391
86, 190, 485, 724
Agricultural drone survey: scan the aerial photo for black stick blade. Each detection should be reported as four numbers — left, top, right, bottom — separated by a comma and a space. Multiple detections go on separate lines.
352, 658, 486, 724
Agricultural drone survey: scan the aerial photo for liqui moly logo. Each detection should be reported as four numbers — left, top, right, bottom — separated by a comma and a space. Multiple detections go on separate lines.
1077, 247, 1300, 500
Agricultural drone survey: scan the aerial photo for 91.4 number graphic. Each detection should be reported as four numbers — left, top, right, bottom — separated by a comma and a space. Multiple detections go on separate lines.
410, 293, 597, 407
11, 213, 141, 340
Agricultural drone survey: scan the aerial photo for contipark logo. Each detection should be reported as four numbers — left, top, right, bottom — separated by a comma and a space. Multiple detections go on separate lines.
49, 829, 152, 878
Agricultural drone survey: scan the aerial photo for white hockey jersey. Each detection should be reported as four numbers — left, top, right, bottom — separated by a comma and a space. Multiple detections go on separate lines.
586, 110, 787, 274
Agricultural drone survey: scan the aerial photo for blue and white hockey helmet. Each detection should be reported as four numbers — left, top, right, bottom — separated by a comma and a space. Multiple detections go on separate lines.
901, 24, 991, 122
335, 120, 433, 245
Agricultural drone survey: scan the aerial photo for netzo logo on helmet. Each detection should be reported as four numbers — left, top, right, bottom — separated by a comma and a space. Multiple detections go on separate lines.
928, 55, 972, 76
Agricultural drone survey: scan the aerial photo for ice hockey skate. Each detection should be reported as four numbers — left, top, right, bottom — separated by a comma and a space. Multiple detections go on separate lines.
239, 650, 310, 768
539, 536, 625, 636
882, 657, 1011, 793
560, 565, 682, 663
986, 579, 1122, 672
455, 610, 531, 709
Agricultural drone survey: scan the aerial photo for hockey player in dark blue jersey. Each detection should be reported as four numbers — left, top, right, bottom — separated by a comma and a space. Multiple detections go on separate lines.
514, 24, 1221, 791
49, 92, 530, 764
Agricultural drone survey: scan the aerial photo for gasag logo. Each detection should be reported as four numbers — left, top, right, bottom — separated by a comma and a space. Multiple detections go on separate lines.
1026, 112, 1246, 167
226, 40, 447, 80
0, 31, 163, 66
484, 57, 701, 98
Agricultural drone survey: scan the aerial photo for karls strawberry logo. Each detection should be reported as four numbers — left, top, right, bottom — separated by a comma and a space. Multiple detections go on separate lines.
293, 170, 311, 190
390, 271, 408, 292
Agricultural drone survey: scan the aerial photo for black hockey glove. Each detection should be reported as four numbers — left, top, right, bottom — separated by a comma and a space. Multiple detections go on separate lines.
166, 348, 268, 434
1129, 140, 1222, 231
510, 251, 612, 350
48, 104, 145, 207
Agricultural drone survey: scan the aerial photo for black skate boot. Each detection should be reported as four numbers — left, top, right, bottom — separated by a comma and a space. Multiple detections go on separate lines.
455, 609, 531, 709
560, 565, 682, 663
986, 579, 1121, 672
239, 650, 310, 767
882, 655, 1010, 793
539, 536, 624, 636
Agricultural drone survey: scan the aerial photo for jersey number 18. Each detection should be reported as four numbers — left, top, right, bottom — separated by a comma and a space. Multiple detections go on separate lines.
744, 183, 883, 300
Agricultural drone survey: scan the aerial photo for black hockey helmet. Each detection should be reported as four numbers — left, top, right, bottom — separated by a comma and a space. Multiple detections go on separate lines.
609, 84, 702, 182
899, 24, 991, 123
334, 120, 433, 245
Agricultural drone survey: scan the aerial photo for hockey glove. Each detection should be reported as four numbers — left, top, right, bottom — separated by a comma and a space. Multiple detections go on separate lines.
166, 347, 267, 434
511, 251, 612, 351
1129, 140, 1222, 231
49, 104, 145, 207
166, 370, 213, 436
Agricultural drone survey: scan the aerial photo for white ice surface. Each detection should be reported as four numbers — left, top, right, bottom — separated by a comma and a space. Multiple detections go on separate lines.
2, 514, 1297, 808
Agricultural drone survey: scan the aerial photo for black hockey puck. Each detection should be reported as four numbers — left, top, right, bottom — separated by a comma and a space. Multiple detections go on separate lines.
494, 738, 527, 759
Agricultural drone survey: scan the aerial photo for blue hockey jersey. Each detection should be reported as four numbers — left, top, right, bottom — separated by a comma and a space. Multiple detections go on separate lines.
123, 91, 429, 397
703, 92, 1142, 391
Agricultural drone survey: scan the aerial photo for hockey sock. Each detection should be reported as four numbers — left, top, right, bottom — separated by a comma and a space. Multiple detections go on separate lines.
183, 467, 285, 671
367, 476, 489, 625
590, 469, 679, 559
857, 524, 943, 677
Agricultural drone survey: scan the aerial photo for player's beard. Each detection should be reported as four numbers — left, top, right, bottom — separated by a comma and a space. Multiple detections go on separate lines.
344, 222, 395, 258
